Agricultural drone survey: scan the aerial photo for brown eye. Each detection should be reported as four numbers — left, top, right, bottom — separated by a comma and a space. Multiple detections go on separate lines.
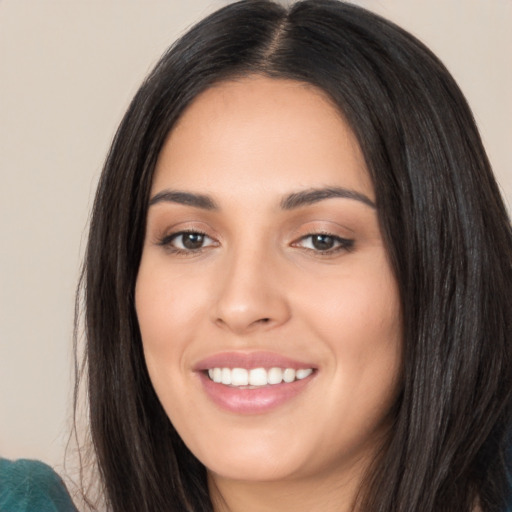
311, 234, 336, 251
159, 231, 216, 253
179, 232, 206, 250
294, 233, 354, 253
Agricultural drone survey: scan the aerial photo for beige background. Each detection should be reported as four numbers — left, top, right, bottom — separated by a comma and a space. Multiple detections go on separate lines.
0, 0, 510, 472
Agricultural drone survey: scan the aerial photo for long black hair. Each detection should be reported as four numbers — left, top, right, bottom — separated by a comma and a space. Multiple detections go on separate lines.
77, 1, 512, 510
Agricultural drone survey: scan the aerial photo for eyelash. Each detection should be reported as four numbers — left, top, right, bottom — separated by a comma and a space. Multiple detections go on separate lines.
157, 230, 354, 256
292, 233, 354, 254
157, 230, 216, 256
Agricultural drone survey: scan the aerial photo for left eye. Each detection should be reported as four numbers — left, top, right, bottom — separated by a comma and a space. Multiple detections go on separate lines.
166, 231, 216, 251
295, 234, 353, 252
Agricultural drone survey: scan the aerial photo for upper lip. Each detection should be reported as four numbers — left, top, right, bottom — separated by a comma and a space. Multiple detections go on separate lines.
193, 351, 317, 371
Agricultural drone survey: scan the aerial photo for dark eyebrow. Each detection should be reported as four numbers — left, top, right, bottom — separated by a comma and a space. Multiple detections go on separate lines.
149, 190, 219, 210
280, 187, 376, 210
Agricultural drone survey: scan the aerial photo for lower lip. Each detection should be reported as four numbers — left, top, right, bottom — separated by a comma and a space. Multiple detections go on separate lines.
198, 372, 315, 414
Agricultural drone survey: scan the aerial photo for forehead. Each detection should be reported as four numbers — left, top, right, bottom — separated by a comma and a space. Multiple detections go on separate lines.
153, 76, 373, 201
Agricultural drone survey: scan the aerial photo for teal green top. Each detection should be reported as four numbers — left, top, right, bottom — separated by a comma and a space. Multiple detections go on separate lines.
0, 455, 510, 511
0, 458, 77, 512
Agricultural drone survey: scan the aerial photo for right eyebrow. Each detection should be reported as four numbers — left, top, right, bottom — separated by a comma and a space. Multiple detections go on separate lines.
148, 190, 219, 210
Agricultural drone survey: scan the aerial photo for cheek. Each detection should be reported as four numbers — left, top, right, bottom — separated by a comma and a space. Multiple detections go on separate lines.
136, 263, 208, 344
295, 257, 402, 405
135, 263, 204, 388
297, 256, 401, 349
135, 264, 207, 425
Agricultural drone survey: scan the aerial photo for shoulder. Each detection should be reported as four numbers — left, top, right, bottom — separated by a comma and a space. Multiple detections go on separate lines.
0, 458, 77, 512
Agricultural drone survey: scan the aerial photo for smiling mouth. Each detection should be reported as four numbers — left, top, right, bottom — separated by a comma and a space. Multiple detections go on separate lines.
207, 367, 314, 388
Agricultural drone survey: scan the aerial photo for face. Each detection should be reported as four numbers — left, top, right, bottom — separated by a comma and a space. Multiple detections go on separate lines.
135, 77, 402, 487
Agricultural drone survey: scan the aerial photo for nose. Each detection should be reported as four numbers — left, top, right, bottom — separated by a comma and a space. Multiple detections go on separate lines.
212, 245, 291, 335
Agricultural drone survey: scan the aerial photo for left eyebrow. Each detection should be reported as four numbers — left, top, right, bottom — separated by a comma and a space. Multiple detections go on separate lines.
280, 187, 376, 210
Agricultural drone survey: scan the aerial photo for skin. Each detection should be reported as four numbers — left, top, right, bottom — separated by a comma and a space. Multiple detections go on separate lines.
135, 76, 403, 512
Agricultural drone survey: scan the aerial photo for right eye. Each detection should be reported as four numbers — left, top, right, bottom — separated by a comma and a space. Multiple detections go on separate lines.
159, 231, 217, 254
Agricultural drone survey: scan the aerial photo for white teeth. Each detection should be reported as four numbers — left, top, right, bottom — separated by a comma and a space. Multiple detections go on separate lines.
283, 368, 296, 383
249, 368, 267, 386
267, 367, 283, 384
295, 368, 313, 379
231, 368, 249, 386
221, 367, 232, 385
206, 367, 314, 387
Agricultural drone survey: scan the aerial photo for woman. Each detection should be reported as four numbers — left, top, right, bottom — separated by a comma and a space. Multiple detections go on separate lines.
76, 0, 512, 510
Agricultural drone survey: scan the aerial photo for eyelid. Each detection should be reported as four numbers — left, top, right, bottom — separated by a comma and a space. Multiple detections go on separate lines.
150, 218, 217, 244
288, 218, 355, 249
292, 232, 354, 253
158, 228, 203, 243
155, 227, 220, 255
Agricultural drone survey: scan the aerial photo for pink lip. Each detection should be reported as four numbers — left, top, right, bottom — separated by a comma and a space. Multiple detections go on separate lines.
194, 351, 315, 371
194, 351, 317, 415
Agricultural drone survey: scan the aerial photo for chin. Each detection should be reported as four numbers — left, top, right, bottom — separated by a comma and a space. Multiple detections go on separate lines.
181, 423, 312, 482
